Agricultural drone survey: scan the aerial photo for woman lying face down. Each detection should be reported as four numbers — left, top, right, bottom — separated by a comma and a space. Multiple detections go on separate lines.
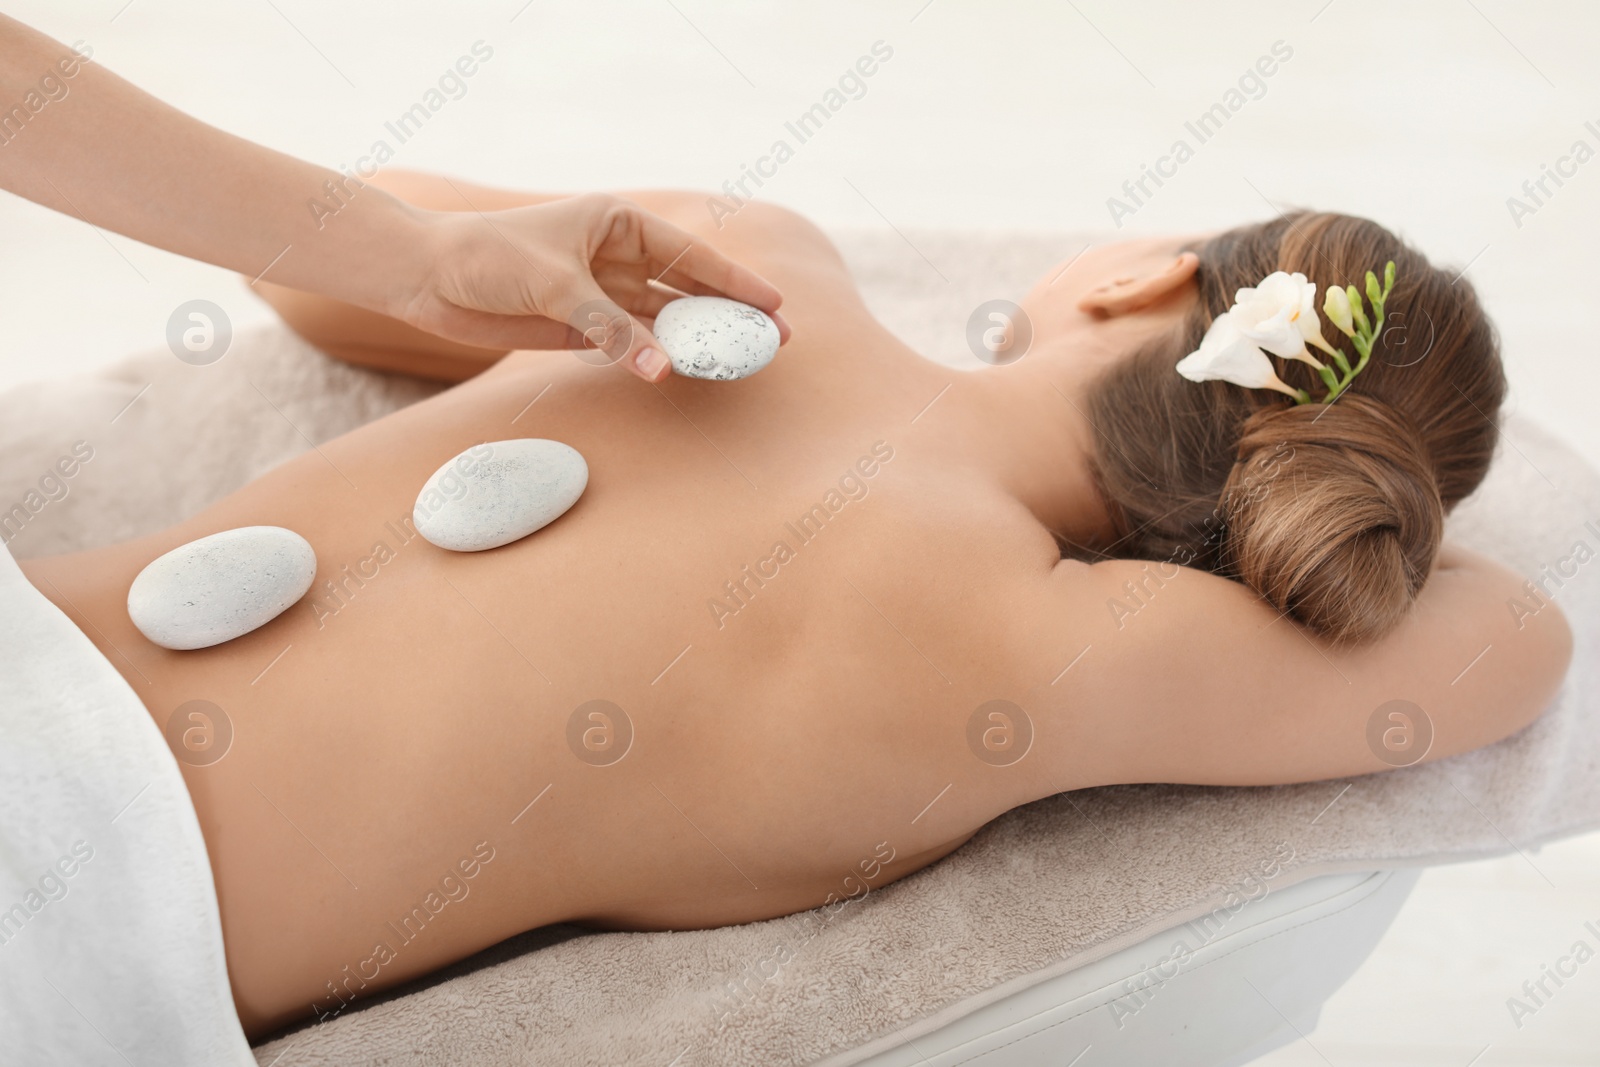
21, 175, 1572, 1038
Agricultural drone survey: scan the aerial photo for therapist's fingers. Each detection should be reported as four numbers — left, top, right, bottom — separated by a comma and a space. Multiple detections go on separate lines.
594, 266, 678, 313
547, 279, 670, 383
615, 284, 678, 321
425, 294, 663, 380
624, 208, 784, 317
417, 268, 665, 377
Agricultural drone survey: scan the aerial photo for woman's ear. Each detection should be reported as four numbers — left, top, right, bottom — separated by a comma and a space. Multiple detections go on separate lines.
1077, 251, 1200, 316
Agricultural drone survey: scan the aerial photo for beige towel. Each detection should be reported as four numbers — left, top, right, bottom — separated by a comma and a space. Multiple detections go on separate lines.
3, 231, 1596, 1067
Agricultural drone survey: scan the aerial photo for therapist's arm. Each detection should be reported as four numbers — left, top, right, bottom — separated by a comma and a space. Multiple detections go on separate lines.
0, 15, 785, 380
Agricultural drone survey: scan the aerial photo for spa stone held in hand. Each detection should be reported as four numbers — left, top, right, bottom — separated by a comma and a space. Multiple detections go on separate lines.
652, 296, 780, 380
127, 526, 317, 650
413, 439, 588, 552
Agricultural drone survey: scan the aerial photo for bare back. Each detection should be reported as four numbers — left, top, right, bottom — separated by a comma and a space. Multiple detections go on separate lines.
21, 197, 1069, 1034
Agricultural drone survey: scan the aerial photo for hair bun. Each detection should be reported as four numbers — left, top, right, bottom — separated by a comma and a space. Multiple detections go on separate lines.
1219, 394, 1444, 644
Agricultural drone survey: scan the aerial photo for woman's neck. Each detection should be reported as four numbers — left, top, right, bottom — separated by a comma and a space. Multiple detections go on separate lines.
935, 337, 1121, 558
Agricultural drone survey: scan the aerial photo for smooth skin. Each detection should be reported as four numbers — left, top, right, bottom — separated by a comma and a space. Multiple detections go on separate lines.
21, 173, 1573, 1038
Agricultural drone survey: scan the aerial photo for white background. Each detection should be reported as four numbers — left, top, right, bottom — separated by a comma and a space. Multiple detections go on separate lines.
2, 1, 1597, 469
1, 2, 1597, 1062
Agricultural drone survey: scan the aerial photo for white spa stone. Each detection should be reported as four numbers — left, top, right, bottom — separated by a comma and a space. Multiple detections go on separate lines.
127, 526, 317, 650
652, 296, 780, 380
413, 438, 588, 552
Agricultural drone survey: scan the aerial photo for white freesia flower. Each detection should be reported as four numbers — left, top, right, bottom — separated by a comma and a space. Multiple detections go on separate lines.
1323, 284, 1355, 336
1175, 313, 1302, 399
1230, 271, 1340, 364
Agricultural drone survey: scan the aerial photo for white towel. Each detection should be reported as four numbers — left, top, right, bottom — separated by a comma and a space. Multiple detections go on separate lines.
0, 543, 254, 1066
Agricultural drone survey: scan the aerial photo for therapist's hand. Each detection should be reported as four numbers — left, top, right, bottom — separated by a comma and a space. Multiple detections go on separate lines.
0, 17, 788, 384
398, 193, 790, 382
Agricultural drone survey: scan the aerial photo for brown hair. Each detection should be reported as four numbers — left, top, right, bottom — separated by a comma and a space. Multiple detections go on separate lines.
1083, 212, 1505, 644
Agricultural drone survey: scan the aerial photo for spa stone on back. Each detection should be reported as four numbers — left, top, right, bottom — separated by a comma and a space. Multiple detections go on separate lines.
413, 439, 588, 552
652, 296, 780, 380
127, 526, 317, 650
